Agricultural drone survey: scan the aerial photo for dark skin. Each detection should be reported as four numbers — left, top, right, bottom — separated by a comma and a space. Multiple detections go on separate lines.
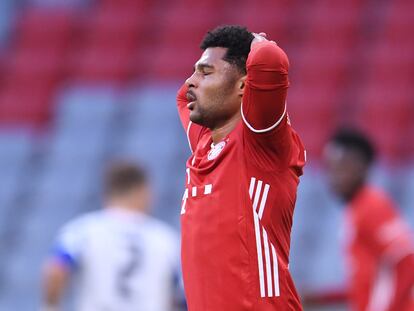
323, 142, 370, 202
185, 33, 269, 144
323, 143, 414, 311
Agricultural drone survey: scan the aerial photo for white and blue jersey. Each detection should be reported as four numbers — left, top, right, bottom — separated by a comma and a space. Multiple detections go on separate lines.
52, 208, 181, 311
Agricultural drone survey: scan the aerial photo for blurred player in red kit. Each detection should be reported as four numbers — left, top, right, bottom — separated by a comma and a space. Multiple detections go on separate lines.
176, 25, 306, 310
324, 129, 414, 311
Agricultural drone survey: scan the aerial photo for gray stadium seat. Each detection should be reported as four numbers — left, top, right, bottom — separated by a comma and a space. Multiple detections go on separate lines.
290, 168, 346, 292
55, 85, 120, 129
401, 168, 414, 228
0, 131, 34, 232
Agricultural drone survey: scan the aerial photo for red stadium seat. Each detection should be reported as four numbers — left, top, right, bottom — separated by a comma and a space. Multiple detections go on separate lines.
369, 42, 414, 65
0, 0, 409, 164
0, 84, 53, 126
357, 83, 413, 123
67, 5, 150, 83
98, 0, 150, 10
288, 86, 340, 159
292, 44, 348, 89
303, 0, 363, 47
380, 1, 414, 45
222, 2, 292, 38
147, 44, 200, 80
15, 8, 75, 50
167, 0, 223, 9
81, 6, 148, 48
156, 7, 220, 47
3, 48, 64, 86
69, 44, 135, 82
355, 83, 414, 162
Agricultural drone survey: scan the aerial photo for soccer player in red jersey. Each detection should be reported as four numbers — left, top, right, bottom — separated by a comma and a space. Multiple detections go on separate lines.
324, 129, 414, 311
176, 25, 306, 310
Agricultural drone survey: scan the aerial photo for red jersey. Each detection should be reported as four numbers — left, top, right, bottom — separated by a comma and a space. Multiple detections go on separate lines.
177, 41, 306, 310
345, 186, 414, 311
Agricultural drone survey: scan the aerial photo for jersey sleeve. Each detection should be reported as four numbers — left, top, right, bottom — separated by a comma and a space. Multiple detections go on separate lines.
356, 199, 414, 311
51, 217, 88, 268
390, 254, 414, 311
176, 84, 207, 153
358, 200, 413, 263
241, 41, 290, 150
358, 198, 414, 310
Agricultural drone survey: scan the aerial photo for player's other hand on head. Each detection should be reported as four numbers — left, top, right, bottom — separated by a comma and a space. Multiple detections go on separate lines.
251, 32, 277, 48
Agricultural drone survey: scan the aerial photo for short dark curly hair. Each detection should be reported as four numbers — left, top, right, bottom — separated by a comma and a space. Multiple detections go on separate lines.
330, 129, 376, 165
200, 25, 254, 74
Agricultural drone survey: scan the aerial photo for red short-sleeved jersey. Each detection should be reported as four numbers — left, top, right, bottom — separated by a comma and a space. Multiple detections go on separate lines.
345, 186, 414, 311
177, 41, 306, 310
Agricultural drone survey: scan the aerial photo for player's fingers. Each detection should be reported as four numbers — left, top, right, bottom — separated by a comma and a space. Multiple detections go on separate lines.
252, 32, 266, 39
251, 32, 268, 48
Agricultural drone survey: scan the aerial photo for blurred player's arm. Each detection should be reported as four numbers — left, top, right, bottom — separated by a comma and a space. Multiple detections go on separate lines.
375, 229, 414, 311
172, 268, 187, 311
301, 287, 348, 307
41, 219, 83, 311
168, 231, 187, 310
242, 34, 289, 140
42, 258, 71, 311
392, 253, 414, 311
361, 206, 414, 311
176, 84, 206, 153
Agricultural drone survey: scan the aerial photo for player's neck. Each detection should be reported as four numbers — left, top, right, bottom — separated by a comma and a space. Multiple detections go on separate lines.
211, 113, 240, 144
344, 180, 366, 203
106, 198, 146, 214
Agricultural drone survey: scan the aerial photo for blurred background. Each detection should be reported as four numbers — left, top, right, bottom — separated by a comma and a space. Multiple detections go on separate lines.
0, 0, 412, 310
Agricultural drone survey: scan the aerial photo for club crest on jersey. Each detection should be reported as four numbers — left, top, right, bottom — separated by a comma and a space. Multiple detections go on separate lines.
207, 141, 226, 160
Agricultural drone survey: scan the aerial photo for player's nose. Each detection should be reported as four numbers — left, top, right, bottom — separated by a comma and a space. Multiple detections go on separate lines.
185, 72, 198, 88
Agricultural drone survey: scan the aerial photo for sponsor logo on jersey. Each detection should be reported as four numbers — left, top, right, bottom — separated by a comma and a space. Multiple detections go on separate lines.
207, 141, 226, 160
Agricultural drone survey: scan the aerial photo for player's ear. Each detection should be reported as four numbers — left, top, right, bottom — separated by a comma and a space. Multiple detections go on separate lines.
238, 75, 247, 96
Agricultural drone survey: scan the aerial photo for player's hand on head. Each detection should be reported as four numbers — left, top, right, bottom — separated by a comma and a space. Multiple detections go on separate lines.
251, 32, 276, 49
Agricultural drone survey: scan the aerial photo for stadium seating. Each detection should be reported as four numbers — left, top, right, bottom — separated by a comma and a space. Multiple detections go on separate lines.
0, 0, 412, 308
0, 131, 34, 232
118, 84, 188, 222
0, 0, 412, 160
290, 168, 346, 290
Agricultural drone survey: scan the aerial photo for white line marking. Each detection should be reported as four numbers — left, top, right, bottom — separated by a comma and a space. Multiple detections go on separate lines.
258, 184, 270, 219
241, 101, 287, 133
180, 189, 188, 215
253, 180, 263, 213
249, 177, 256, 198
204, 184, 212, 194
271, 244, 280, 297
186, 168, 190, 184
250, 178, 265, 297
186, 121, 193, 153
263, 228, 273, 297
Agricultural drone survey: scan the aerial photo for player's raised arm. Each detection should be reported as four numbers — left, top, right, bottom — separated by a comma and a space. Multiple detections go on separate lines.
242, 33, 289, 135
176, 83, 205, 153
176, 83, 191, 130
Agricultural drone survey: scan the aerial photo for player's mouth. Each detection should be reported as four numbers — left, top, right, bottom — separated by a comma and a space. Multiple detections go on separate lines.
187, 102, 196, 110
186, 91, 197, 110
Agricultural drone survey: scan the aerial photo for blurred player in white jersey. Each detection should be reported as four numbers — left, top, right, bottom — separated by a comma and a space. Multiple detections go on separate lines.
41, 162, 183, 311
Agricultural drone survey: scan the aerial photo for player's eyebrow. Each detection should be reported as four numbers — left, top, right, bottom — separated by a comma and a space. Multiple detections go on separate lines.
194, 63, 214, 72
